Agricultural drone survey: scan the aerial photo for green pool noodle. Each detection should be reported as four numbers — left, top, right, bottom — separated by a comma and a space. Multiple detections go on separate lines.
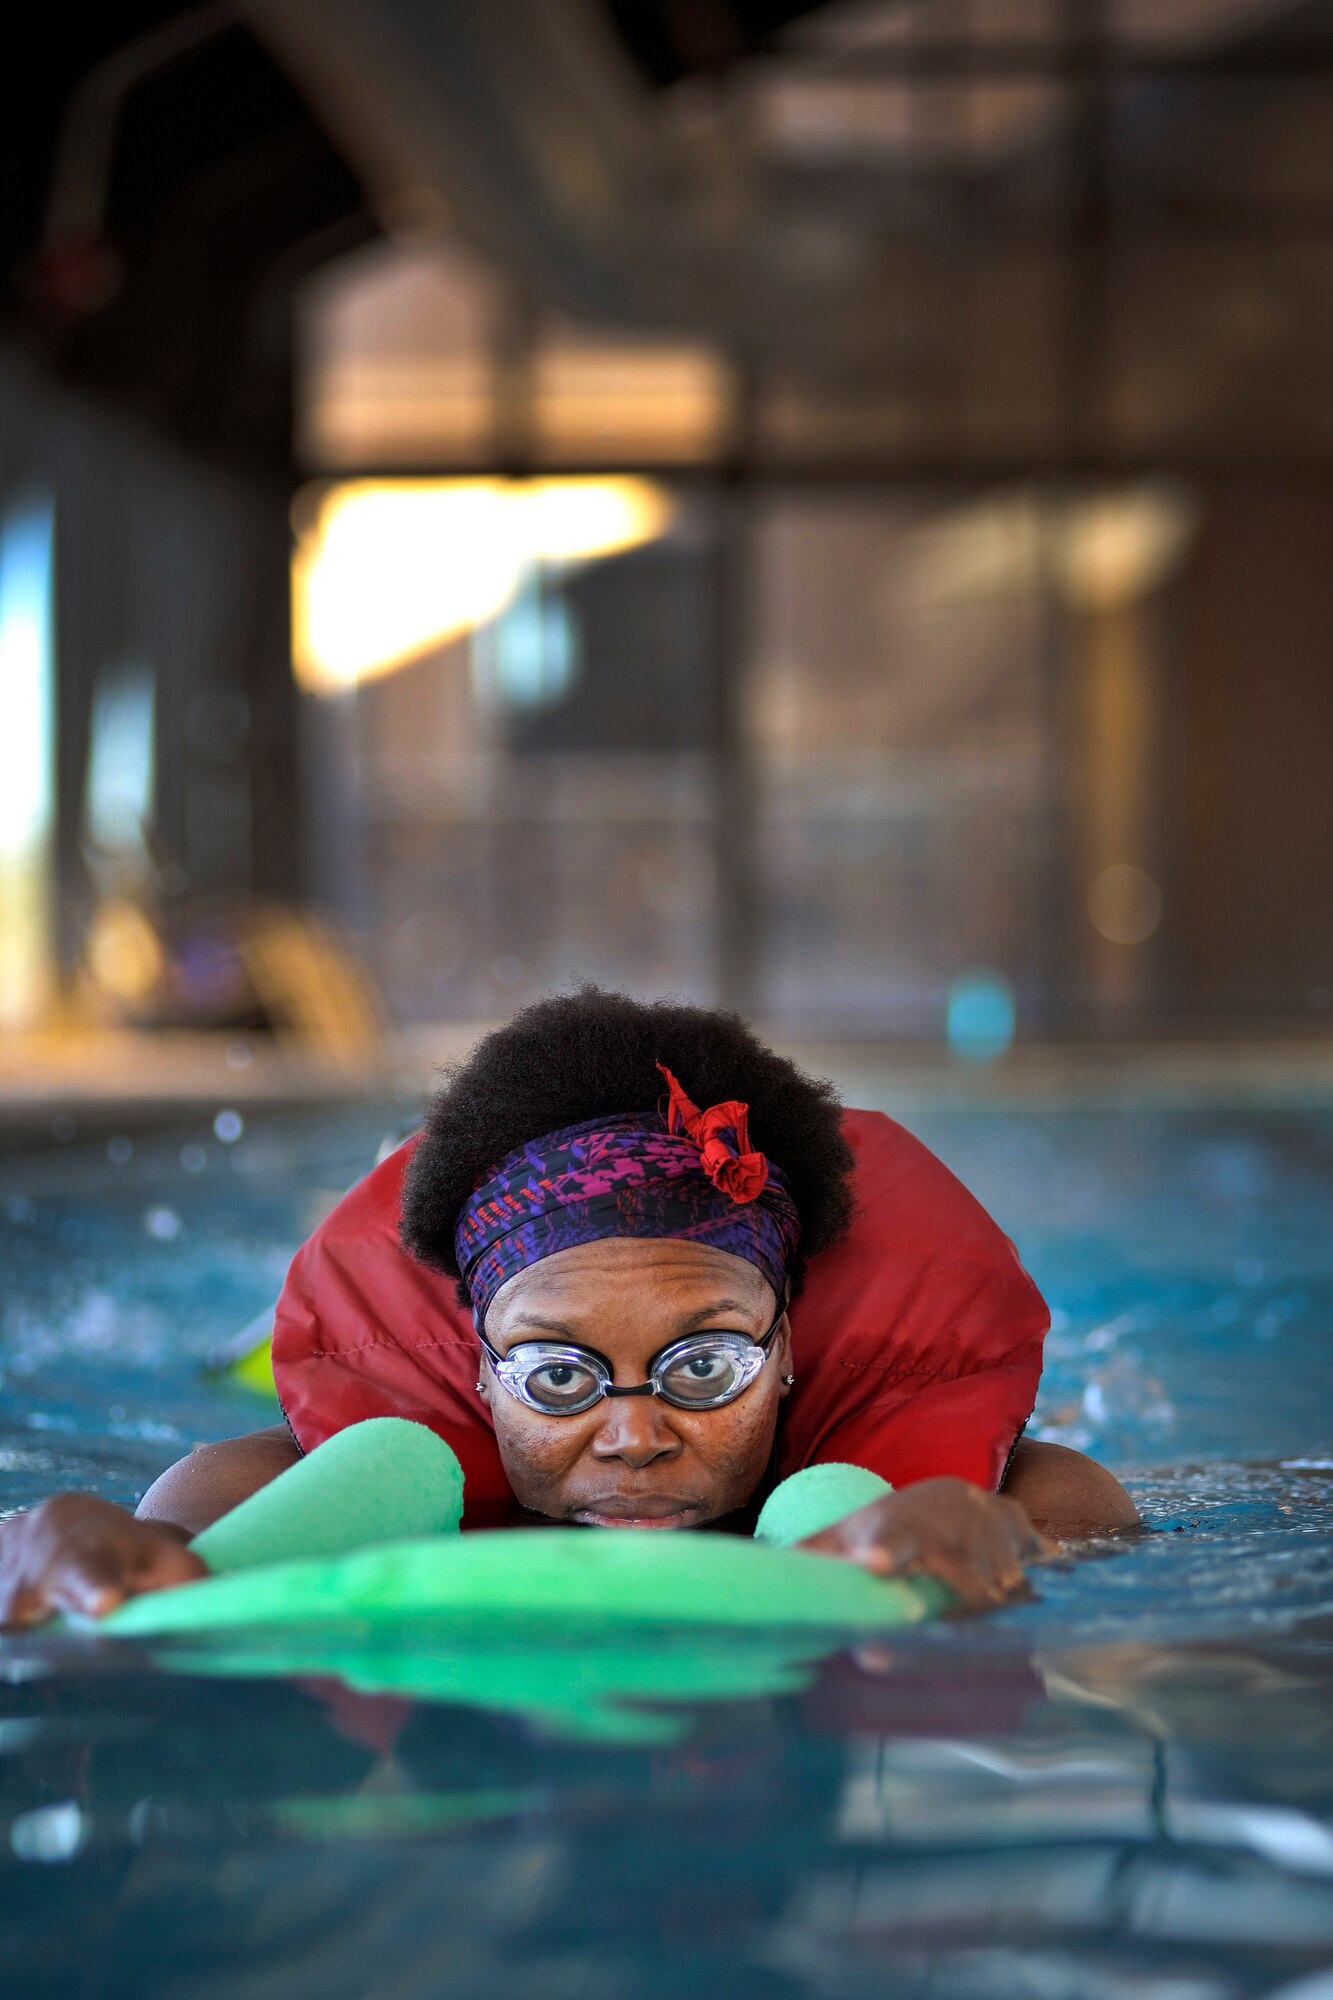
753, 1462, 893, 1546
189, 1417, 464, 1574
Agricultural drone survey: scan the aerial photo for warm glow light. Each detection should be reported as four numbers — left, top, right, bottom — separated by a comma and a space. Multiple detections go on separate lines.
85, 899, 165, 1003
292, 478, 673, 694
1058, 484, 1199, 614
907, 481, 1198, 612
1087, 863, 1163, 946
519, 480, 674, 565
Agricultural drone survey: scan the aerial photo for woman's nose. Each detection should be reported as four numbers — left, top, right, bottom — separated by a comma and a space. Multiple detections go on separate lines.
589, 1393, 682, 1466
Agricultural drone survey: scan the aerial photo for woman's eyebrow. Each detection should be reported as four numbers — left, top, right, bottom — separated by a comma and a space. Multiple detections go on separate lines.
508, 1300, 759, 1339
680, 1298, 760, 1326
508, 1314, 580, 1338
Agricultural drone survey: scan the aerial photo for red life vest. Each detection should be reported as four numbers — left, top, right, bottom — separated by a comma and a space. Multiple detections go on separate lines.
272, 1108, 1047, 1526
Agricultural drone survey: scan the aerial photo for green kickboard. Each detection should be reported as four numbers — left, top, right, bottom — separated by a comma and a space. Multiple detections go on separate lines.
105, 1524, 939, 1639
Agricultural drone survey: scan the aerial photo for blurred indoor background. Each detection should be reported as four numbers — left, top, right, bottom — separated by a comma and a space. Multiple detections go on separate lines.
3, 0, 1331, 1113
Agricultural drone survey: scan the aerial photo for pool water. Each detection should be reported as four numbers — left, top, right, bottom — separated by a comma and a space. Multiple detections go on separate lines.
2, 1096, 1332, 1999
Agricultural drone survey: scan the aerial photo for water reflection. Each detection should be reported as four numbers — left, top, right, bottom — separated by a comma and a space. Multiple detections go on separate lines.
4, 1628, 1333, 1998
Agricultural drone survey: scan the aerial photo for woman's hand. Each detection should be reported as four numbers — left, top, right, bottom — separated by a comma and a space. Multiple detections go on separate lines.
0, 1495, 209, 1628
799, 1478, 1057, 1612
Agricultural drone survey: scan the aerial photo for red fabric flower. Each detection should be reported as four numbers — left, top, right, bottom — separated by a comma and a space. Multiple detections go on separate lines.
657, 1064, 769, 1204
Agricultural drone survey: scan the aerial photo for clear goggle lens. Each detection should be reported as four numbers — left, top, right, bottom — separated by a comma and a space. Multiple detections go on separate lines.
495, 1331, 770, 1416
656, 1337, 756, 1406
520, 1353, 604, 1412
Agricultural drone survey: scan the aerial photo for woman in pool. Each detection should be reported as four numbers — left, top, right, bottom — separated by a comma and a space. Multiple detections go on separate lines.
0, 990, 1136, 1626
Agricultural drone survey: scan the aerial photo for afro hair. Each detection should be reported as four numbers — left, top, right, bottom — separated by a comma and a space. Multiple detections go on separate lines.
400, 986, 855, 1299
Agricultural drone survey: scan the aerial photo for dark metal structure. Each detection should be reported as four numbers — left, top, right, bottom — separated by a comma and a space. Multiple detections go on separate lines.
253, 0, 1333, 479
5, 1, 1332, 480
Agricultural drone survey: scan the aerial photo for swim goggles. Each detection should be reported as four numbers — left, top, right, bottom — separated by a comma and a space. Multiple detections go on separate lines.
476, 1302, 787, 1417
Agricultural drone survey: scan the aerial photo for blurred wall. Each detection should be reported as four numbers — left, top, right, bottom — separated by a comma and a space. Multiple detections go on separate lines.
1173, 481, 1333, 1020
289, 455, 1333, 1041
0, 355, 298, 1011
8, 0, 1333, 1050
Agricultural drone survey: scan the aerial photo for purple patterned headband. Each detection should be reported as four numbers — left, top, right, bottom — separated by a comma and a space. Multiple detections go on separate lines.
454, 1068, 801, 1326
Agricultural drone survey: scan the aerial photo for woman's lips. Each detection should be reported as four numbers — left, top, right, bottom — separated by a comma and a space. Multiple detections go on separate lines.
574, 1496, 701, 1528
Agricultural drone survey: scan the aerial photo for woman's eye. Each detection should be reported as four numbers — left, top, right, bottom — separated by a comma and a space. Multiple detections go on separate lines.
526, 1360, 599, 1406
662, 1343, 744, 1401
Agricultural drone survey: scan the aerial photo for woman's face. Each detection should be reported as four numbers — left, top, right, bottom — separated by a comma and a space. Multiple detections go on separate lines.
479, 1237, 792, 1529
